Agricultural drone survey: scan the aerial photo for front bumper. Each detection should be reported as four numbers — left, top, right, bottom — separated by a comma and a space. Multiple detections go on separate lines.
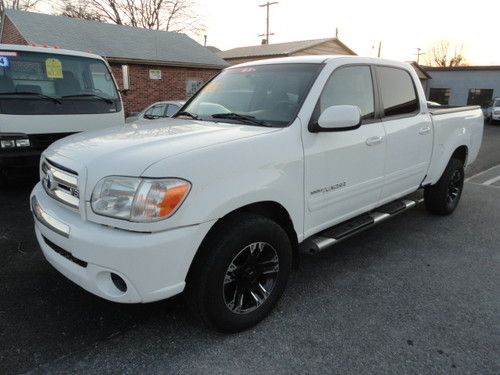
491, 114, 500, 121
30, 182, 214, 303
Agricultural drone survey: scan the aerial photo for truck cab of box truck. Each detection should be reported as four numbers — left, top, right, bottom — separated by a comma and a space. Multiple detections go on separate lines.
0, 44, 124, 182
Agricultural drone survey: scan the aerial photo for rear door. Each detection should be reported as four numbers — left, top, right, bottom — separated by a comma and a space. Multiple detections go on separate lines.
376, 66, 433, 201
302, 65, 386, 235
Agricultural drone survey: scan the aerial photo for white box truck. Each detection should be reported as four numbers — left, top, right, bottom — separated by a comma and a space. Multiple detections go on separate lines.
0, 44, 124, 183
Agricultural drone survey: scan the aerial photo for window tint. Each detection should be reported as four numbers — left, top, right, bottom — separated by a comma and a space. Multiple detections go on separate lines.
467, 89, 493, 108
428, 88, 451, 105
377, 67, 418, 117
318, 66, 374, 120
165, 104, 180, 117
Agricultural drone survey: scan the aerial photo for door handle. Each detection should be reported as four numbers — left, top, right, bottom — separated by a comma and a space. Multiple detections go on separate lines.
366, 136, 383, 146
419, 126, 431, 135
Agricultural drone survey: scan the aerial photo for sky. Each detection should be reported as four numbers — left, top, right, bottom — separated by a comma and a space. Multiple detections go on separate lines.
194, 0, 500, 65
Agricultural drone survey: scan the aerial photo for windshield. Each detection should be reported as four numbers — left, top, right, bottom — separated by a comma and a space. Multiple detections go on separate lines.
0, 50, 120, 115
179, 63, 322, 126
494, 100, 500, 107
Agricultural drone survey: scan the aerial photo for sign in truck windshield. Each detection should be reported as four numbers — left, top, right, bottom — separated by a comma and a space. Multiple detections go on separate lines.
0, 50, 120, 115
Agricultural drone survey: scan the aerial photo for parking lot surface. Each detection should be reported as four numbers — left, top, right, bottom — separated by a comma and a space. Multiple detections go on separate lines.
1, 123, 499, 374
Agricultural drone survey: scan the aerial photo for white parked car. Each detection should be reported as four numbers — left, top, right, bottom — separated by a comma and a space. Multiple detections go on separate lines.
30, 56, 483, 332
0, 44, 124, 183
125, 101, 184, 123
486, 97, 500, 123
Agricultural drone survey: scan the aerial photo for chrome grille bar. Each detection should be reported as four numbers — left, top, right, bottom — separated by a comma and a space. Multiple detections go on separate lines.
41, 159, 80, 209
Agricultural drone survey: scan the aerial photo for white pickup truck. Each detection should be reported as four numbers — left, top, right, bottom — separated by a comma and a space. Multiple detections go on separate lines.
30, 56, 483, 332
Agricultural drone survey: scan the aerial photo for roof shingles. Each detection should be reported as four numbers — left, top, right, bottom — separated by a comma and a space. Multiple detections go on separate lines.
218, 37, 355, 59
3, 9, 227, 68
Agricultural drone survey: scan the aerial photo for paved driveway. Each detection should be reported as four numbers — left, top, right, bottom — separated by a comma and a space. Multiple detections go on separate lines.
1, 122, 499, 374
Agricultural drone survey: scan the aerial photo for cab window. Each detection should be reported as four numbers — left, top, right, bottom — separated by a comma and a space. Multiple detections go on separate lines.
377, 67, 419, 117
317, 65, 375, 121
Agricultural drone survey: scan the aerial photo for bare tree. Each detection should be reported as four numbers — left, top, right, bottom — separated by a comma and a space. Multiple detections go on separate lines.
60, 2, 103, 21
0, 0, 39, 16
426, 40, 466, 67
57, 0, 204, 33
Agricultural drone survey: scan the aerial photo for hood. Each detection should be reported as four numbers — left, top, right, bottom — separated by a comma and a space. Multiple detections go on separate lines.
45, 118, 279, 177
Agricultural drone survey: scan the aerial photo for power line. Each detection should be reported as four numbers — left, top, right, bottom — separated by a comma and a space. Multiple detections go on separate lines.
258, 2, 278, 44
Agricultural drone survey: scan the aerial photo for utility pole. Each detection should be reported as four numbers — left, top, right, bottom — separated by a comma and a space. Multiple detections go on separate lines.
415, 47, 426, 64
258, 1, 278, 44
203, 35, 207, 47
377, 41, 382, 58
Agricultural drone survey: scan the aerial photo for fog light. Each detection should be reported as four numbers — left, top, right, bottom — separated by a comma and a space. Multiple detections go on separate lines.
0, 139, 15, 148
15, 139, 30, 147
111, 273, 127, 293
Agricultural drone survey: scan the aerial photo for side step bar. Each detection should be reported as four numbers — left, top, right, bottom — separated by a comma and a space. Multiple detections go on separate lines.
301, 197, 424, 255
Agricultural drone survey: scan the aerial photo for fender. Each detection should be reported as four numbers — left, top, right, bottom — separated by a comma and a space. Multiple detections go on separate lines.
142, 121, 305, 239
423, 111, 480, 185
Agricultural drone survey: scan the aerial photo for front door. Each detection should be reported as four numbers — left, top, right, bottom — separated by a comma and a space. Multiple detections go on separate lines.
302, 65, 386, 237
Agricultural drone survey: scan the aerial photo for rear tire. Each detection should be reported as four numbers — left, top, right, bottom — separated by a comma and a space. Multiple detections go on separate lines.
185, 213, 292, 333
424, 157, 464, 215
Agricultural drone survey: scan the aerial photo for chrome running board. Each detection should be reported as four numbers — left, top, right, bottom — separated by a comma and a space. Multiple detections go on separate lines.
301, 197, 424, 255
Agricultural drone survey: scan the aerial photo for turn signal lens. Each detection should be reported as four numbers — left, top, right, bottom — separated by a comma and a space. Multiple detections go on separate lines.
130, 179, 191, 222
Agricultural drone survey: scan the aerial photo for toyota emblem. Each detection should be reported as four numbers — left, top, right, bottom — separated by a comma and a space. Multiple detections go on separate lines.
44, 170, 55, 191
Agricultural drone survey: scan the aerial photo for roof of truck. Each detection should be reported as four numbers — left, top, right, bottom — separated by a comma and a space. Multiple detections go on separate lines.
229, 55, 412, 69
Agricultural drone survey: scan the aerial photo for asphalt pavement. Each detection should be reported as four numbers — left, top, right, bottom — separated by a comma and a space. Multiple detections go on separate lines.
0, 122, 499, 374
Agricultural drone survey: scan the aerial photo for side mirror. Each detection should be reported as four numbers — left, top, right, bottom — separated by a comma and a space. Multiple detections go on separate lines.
312, 105, 362, 132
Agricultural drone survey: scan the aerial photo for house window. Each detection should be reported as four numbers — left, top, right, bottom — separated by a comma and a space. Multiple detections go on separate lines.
186, 78, 203, 98
467, 89, 493, 108
428, 88, 451, 105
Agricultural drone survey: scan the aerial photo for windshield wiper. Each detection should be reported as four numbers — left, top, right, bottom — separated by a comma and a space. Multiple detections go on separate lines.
176, 111, 199, 120
62, 93, 113, 104
211, 112, 272, 127
0, 91, 62, 104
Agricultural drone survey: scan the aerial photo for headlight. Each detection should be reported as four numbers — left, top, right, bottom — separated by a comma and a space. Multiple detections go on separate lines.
91, 176, 191, 222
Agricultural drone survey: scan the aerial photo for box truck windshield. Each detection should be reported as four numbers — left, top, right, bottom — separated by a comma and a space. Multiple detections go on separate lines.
0, 47, 124, 183
0, 50, 120, 115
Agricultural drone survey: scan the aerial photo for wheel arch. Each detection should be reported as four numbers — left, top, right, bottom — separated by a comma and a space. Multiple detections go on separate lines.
451, 145, 468, 166
426, 143, 469, 185
186, 201, 300, 285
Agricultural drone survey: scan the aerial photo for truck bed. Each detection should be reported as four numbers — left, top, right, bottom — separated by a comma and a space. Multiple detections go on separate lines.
424, 105, 483, 185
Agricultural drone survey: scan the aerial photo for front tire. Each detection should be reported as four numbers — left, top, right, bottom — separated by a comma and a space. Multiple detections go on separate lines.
186, 213, 292, 332
424, 157, 464, 215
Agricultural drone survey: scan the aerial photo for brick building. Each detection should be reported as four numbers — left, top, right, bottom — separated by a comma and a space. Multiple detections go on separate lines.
0, 10, 227, 113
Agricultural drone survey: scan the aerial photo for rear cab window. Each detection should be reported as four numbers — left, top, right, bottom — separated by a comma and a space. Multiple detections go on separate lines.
376, 66, 419, 118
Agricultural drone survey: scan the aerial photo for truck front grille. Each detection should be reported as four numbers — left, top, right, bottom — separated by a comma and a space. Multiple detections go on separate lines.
41, 159, 80, 209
